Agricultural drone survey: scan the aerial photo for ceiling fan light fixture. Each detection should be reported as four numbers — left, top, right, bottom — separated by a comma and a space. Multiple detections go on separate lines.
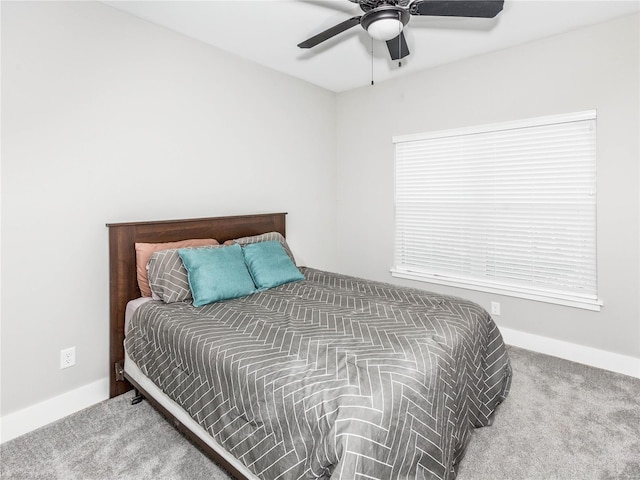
367, 18, 404, 41
361, 6, 410, 42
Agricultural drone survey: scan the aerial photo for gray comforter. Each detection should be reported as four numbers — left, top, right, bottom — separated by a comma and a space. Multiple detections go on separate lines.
125, 268, 511, 479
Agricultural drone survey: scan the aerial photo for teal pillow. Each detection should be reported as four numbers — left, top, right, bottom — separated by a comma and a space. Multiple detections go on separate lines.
178, 244, 256, 307
242, 241, 305, 290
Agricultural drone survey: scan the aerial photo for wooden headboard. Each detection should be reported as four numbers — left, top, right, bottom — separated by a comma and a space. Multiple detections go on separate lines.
106, 212, 287, 398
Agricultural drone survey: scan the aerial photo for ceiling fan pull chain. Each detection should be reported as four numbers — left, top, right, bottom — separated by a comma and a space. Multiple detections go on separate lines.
398, 10, 402, 67
371, 37, 375, 86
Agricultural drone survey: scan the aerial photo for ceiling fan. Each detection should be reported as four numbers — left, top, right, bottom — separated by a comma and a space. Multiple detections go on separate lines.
298, 0, 505, 61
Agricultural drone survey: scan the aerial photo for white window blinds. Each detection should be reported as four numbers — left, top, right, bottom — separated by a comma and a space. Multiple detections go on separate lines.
392, 111, 600, 310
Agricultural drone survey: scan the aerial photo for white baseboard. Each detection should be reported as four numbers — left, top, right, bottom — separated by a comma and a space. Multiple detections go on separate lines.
499, 326, 640, 379
0, 377, 110, 444
1, 331, 638, 444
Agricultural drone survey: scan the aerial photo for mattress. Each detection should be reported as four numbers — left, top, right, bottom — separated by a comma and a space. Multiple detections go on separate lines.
124, 267, 511, 479
125, 296, 152, 334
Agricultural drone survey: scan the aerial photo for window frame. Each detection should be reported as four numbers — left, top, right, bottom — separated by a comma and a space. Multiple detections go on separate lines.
391, 110, 602, 311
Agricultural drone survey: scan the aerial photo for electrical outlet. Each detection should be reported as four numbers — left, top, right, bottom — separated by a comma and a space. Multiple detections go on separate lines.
490, 301, 501, 316
60, 347, 76, 369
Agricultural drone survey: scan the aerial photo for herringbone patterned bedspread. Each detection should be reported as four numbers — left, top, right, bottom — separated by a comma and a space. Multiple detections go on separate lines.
125, 268, 511, 479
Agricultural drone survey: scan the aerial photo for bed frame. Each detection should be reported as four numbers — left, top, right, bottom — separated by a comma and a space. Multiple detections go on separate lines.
107, 212, 286, 479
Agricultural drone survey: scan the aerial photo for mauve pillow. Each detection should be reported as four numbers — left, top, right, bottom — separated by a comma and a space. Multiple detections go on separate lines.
135, 238, 219, 297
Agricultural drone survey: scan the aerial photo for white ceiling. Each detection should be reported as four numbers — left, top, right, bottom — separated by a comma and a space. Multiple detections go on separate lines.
103, 0, 639, 93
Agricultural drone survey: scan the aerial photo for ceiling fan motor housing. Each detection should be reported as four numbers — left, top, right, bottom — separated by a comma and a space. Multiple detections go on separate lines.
353, 0, 411, 13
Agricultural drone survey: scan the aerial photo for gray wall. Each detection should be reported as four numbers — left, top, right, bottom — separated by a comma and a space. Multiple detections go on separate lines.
335, 14, 640, 359
1, 1, 338, 416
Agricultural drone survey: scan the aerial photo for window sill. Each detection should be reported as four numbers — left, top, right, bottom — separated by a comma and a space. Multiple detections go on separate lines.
390, 269, 603, 312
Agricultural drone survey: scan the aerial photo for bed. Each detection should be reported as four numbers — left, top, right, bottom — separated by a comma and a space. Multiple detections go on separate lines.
108, 212, 512, 480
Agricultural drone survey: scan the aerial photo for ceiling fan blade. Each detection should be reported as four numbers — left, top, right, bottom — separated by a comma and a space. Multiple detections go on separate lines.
386, 32, 410, 60
297, 16, 362, 49
409, 0, 504, 18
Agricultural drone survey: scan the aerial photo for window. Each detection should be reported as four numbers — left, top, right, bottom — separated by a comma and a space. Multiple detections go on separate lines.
392, 111, 600, 311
